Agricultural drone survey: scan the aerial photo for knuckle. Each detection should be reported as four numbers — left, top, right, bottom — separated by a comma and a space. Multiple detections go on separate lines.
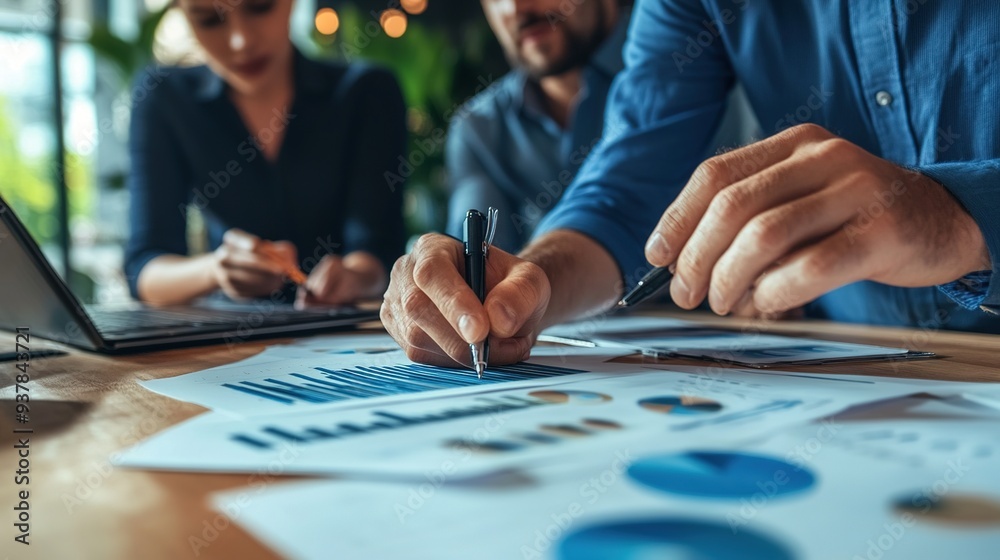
411, 257, 437, 288
658, 209, 688, 239
390, 255, 411, 282
678, 242, 710, 277
746, 213, 787, 248
403, 344, 426, 362
711, 185, 753, 220
402, 322, 425, 347
400, 288, 426, 318
791, 122, 829, 141
800, 252, 834, 279
514, 263, 548, 302
818, 137, 856, 160
691, 157, 726, 189
411, 234, 434, 254
379, 301, 393, 326
412, 232, 452, 256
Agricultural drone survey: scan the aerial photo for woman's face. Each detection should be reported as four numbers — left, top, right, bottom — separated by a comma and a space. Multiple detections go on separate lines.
177, 0, 294, 96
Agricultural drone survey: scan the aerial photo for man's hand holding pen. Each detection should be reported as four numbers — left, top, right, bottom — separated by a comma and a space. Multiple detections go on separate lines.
380, 233, 550, 369
644, 124, 990, 317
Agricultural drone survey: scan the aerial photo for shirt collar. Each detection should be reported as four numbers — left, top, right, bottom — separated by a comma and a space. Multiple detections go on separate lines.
195, 47, 325, 102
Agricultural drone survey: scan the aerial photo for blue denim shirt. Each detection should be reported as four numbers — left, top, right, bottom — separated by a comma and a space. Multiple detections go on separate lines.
444, 14, 630, 252
537, 0, 1000, 333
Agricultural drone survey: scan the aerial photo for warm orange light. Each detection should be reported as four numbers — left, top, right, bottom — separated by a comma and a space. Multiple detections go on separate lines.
380, 9, 407, 38
400, 0, 427, 15
314, 8, 340, 35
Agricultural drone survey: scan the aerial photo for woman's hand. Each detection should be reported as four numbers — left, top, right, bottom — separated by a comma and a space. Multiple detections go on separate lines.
212, 228, 298, 300
296, 252, 388, 308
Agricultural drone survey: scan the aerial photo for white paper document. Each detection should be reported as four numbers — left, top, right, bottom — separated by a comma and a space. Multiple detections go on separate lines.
120, 355, 993, 479
211, 421, 1000, 560
140, 334, 628, 416
543, 316, 915, 366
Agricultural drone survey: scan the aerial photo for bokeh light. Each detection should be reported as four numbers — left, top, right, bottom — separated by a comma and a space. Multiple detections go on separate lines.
380, 9, 408, 38
401, 0, 428, 15
314, 7, 340, 35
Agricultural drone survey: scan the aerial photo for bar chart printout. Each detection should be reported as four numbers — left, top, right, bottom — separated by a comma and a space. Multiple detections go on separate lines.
221, 362, 587, 405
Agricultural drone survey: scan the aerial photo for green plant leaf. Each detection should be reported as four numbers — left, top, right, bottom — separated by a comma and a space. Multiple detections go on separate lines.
87, 26, 135, 80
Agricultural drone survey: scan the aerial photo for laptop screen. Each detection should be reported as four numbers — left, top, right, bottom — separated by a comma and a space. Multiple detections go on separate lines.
0, 197, 99, 350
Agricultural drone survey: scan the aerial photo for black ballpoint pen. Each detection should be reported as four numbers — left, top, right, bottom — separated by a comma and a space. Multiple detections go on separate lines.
618, 266, 673, 308
463, 208, 497, 378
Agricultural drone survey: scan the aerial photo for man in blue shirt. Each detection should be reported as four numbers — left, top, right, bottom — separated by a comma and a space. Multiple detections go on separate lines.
383, 0, 1000, 367
445, 0, 629, 252
449, 0, 753, 252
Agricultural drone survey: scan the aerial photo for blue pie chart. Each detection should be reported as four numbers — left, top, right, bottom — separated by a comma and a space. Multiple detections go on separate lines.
628, 451, 816, 499
558, 518, 794, 560
638, 395, 723, 415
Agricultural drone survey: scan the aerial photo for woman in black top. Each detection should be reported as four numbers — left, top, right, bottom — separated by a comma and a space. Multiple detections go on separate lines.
125, 0, 406, 306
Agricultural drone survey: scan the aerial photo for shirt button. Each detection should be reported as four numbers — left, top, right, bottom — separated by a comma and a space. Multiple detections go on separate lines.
875, 91, 893, 106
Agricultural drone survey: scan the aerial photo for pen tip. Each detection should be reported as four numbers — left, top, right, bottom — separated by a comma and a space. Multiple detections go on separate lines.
475, 362, 485, 379
617, 300, 627, 308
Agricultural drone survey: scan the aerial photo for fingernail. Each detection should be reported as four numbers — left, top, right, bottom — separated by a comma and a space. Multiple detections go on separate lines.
645, 232, 670, 263
458, 314, 481, 343
672, 275, 691, 306
709, 286, 728, 315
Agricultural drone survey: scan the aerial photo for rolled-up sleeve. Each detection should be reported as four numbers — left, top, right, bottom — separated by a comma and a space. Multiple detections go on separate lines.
533, 0, 735, 286
919, 160, 1000, 314
124, 72, 192, 299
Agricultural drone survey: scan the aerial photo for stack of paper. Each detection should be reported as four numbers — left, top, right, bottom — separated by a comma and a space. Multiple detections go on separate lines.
118, 322, 1000, 559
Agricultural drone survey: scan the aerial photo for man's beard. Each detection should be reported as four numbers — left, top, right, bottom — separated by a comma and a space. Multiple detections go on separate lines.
516, 2, 610, 79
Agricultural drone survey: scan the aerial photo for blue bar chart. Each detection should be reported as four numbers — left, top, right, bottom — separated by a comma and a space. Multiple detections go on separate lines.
221, 362, 586, 405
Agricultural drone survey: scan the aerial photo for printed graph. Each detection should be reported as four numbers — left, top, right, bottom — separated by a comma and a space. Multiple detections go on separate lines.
221, 362, 586, 405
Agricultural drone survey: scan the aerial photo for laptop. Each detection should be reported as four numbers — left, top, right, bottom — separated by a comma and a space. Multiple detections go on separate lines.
0, 195, 379, 353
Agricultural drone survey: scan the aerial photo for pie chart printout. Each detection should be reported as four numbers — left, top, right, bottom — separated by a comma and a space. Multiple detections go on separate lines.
637, 395, 723, 415
627, 451, 817, 499
893, 494, 1000, 527
557, 518, 795, 560
529, 390, 612, 405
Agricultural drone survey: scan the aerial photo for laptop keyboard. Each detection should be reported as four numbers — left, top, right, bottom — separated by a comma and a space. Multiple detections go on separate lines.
89, 308, 239, 333
88, 305, 360, 335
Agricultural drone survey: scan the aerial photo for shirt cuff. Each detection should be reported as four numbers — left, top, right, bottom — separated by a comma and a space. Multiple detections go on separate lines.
938, 271, 994, 312
918, 162, 1000, 315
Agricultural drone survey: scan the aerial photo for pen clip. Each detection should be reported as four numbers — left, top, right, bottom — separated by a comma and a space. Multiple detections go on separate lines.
483, 207, 498, 257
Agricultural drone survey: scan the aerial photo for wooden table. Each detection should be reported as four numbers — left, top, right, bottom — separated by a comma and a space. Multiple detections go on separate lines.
2, 310, 999, 560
